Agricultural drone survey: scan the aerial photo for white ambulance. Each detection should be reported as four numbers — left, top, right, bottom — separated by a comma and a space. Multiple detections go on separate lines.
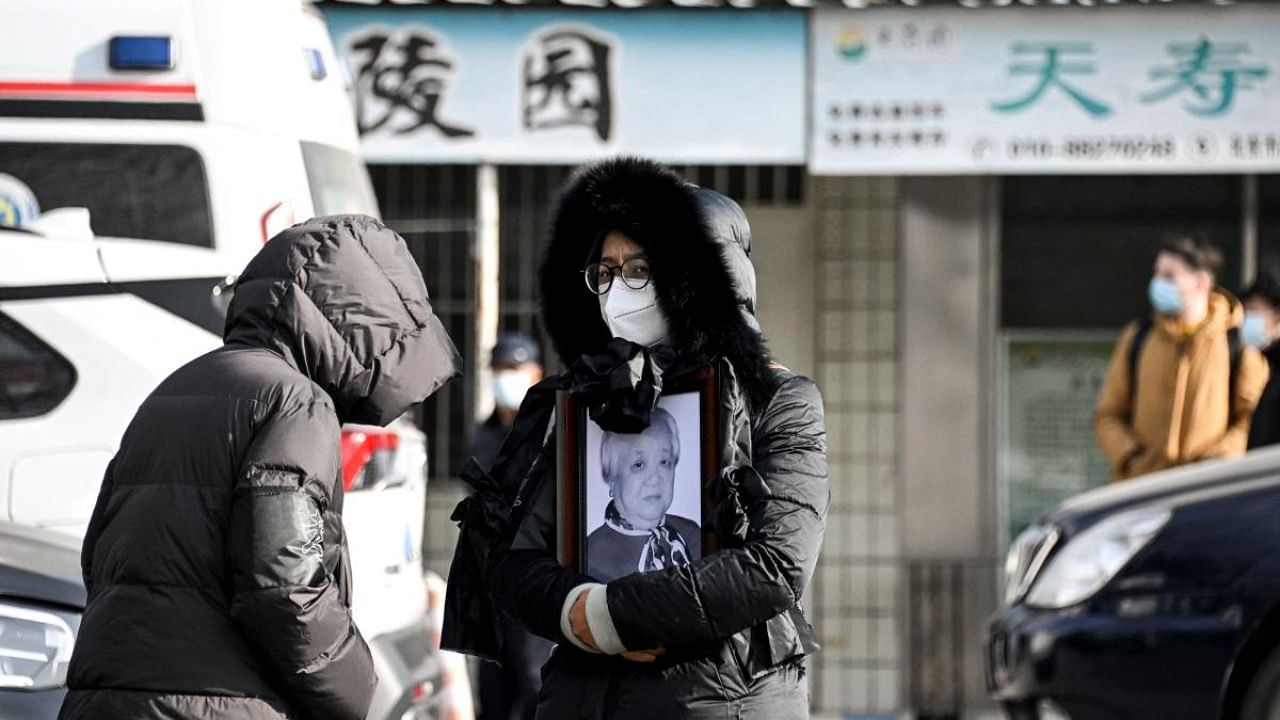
0, 2, 445, 718
0, 0, 379, 267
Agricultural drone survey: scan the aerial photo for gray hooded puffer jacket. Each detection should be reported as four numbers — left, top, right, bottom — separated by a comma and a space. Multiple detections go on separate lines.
59, 215, 460, 720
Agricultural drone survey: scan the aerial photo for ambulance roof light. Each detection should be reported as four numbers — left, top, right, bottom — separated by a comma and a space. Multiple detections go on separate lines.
109, 36, 175, 71
304, 48, 327, 81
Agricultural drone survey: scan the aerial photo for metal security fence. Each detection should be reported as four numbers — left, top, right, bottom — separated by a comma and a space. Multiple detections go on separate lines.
369, 164, 477, 484
907, 560, 1001, 720
908, 562, 968, 719
498, 165, 574, 375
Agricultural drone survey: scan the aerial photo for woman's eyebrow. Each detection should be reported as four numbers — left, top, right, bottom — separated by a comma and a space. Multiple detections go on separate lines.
600, 251, 647, 265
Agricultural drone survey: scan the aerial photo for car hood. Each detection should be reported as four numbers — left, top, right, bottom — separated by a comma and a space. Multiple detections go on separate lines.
0, 522, 85, 610
1044, 447, 1280, 535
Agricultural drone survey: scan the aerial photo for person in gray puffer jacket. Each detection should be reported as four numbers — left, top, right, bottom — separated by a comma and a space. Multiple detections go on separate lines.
59, 215, 461, 720
443, 158, 829, 720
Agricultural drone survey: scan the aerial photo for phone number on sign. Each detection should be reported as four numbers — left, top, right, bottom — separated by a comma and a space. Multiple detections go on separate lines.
1005, 136, 1177, 162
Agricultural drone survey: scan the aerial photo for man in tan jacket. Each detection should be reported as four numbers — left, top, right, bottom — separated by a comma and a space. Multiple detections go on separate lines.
1095, 236, 1270, 481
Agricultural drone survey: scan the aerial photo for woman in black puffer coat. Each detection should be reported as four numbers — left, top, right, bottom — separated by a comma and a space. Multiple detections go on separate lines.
444, 158, 828, 720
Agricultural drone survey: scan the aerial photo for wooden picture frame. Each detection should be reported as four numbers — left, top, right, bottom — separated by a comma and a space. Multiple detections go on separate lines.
557, 365, 721, 581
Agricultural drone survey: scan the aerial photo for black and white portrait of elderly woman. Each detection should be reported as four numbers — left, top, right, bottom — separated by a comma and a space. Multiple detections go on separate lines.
586, 405, 702, 582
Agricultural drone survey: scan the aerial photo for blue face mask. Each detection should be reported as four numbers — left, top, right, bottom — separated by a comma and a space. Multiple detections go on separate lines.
1244, 311, 1272, 350
1149, 277, 1184, 316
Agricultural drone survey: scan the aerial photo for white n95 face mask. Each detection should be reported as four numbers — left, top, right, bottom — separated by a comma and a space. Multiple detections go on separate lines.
599, 282, 669, 348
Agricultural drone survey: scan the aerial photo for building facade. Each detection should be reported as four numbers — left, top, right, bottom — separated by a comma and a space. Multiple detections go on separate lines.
318, 2, 1280, 717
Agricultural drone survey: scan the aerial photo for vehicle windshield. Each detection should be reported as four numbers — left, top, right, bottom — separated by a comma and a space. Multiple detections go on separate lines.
300, 141, 380, 218
0, 142, 213, 248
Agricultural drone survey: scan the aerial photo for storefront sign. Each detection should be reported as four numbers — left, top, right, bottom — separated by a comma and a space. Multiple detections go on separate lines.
322, 8, 806, 164
813, 6, 1280, 174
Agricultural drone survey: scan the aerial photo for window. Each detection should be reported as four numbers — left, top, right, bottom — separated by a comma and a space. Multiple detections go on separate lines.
1256, 176, 1280, 276
0, 142, 214, 248
0, 313, 76, 420
300, 141, 380, 218
115, 277, 232, 336
1002, 175, 1242, 329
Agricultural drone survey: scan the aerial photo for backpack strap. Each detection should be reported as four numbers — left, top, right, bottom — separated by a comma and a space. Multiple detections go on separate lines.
1228, 325, 1242, 415
1127, 319, 1154, 412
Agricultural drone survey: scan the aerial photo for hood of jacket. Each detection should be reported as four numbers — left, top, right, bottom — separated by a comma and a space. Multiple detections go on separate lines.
540, 158, 775, 407
224, 214, 462, 426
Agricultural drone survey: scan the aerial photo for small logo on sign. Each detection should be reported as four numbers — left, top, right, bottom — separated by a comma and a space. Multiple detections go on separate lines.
836, 27, 867, 62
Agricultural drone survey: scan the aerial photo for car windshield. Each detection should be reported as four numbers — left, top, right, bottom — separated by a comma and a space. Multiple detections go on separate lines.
0, 142, 213, 248
300, 141, 380, 218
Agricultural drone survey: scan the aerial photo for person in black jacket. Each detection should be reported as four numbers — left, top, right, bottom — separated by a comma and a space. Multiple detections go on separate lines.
59, 216, 461, 720
443, 158, 828, 720
1244, 265, 1280, 449
473, 333, 544, 472
473, 333, 552, 720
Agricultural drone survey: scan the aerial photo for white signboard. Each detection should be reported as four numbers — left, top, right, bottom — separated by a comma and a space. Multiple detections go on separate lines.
812, 6, 1280, 174
323, 8, 806, 164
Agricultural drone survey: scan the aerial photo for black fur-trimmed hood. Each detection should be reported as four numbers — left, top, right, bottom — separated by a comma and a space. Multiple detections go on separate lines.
539, 158, 775, 407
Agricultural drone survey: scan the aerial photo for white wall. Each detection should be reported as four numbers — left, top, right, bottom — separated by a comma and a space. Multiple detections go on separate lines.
749, 205, 817, 380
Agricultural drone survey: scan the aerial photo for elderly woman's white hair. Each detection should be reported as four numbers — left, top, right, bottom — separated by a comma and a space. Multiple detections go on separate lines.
600, 406, 680, 484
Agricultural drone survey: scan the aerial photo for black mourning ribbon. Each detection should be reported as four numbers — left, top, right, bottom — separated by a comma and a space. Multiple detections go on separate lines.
442, 377, 558, 662
449, 458, 511, 540
568, 338, 674, 434
441, 458, 509, 660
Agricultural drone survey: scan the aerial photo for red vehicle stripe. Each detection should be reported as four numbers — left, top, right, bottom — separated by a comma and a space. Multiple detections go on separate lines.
0, 81, 197, 99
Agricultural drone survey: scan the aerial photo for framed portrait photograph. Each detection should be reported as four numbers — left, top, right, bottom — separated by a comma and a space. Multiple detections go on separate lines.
557, 367, 720, 582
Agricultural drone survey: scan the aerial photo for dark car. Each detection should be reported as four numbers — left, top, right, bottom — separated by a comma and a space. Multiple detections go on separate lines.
986, 447, 1280, 720
0, 521, 84, 719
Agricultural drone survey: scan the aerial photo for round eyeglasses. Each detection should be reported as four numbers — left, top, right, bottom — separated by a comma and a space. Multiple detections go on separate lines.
584, 258, 652, 295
